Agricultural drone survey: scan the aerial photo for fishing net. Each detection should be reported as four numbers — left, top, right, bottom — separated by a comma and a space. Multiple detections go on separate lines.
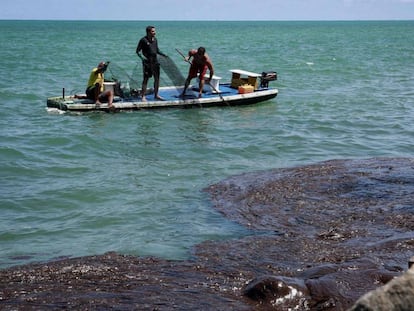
130, 63, 142, 90
104, 56, 186, 98
158, 55, 186, 87
103, 62, 141, 97
106, 62, 141, 90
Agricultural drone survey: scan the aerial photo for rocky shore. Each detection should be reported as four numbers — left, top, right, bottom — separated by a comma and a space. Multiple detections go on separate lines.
1, 157, 413, 310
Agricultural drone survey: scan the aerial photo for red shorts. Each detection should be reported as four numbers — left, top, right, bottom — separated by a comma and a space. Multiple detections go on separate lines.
188, 64, 208, 80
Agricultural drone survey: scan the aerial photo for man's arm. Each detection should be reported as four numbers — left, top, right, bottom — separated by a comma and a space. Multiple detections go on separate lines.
207, 59, 214, 80
156, 40, 167, 58
136, 39, 144, 60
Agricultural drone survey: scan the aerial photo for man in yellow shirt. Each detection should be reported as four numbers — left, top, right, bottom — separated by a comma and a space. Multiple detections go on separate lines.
86, 61, 114, 108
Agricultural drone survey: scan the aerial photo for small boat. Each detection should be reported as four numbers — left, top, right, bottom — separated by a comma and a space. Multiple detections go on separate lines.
47, 69, 278, 112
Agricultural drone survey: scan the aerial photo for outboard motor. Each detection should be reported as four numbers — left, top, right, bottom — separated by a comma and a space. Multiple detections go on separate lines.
260, 71, 277, 88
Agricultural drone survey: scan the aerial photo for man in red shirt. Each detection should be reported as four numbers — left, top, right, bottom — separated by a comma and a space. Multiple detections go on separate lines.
181, 47, 214, 98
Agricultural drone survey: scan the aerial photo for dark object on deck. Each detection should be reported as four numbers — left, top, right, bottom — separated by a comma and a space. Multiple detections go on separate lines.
260, 71, 277, 88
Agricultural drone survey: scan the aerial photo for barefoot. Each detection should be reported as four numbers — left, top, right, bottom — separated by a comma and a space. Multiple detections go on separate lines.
142, 96, 147, 102
155, 95, 165, 101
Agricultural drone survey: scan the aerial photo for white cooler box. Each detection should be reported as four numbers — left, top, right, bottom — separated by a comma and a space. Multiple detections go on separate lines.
196, 75, 221, 93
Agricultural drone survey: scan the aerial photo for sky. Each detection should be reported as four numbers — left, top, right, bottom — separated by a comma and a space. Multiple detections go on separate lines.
1, 0, 414, 21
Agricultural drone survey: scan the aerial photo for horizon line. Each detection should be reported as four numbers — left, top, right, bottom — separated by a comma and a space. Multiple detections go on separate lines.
1, 18, 413, 22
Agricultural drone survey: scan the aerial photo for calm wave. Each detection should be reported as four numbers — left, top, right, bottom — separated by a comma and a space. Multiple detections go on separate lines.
0, 20, 413, 268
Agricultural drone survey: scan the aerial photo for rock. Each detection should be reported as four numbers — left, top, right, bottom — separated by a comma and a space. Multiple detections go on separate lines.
243, 275, 308, 308
349, 266, 414, 311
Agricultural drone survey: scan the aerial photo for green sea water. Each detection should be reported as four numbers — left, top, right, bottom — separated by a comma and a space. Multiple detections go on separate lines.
0, 20, 413, 269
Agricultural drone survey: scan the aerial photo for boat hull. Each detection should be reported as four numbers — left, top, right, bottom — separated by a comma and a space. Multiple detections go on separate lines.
47, 84, 278, 112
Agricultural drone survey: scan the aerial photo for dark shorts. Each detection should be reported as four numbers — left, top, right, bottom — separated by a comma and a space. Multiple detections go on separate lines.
86, 85, 97, 100
143, 59, 160, 79
86, 84, 109, 102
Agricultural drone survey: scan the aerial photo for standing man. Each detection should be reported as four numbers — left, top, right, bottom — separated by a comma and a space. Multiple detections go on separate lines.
136, 25, 167, 101
86, 61, 114, 108
181, 47, 214, 98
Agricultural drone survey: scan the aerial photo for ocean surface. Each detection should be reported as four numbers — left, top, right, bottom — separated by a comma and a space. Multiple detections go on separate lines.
0, 20, 413, 269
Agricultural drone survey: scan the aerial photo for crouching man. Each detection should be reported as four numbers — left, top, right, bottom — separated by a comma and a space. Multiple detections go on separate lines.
86, 61, 114, 108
